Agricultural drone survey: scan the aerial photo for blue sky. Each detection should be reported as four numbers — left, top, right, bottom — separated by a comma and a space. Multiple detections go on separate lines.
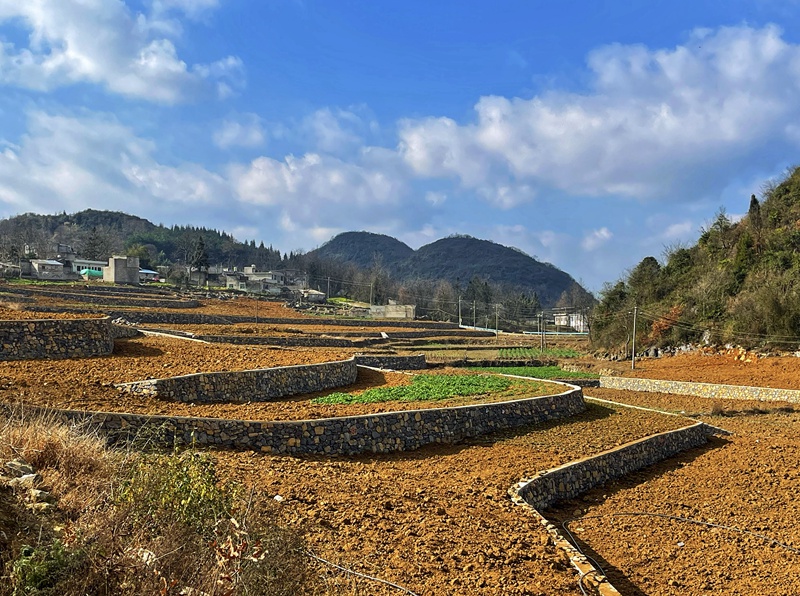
2, 1, 800, 292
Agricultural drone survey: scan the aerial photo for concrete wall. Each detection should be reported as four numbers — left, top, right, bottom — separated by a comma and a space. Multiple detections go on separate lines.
116, 358, 359, 404
0, 316, 114, 360
24, 384, 585, 455
104, 256, 140, 284
370, 304, 416, 319
600, 376, 800, 403
513, 422, 710, 510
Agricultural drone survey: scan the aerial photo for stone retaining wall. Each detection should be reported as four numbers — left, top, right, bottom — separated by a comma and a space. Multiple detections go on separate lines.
353, 354, 427, 370
23, 307, 461, 329
600, 376, 800, 403
3, 285, 187, 303
116, 358, 358, 404
514, 422, 710, 510
0, 316, 114, 360
20, 384, 585, 455
197, 335, 383, 348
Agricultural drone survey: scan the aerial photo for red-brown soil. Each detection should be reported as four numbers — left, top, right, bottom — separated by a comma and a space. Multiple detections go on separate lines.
601, 349, 800, 389
4, 295, 800, 594
0, 336, 561, 419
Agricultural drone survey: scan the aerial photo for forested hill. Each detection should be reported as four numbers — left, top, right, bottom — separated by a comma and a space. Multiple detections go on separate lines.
593, 165, 800, 351
311, 231, 414, 270
0, 209, 593, 310
0, 209, 288, 272
312, 232, 592, 307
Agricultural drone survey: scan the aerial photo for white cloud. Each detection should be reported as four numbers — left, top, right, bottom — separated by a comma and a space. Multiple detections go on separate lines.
228, 146, 414, 234
581, 227, 613, 251
425, 191, 447, 206
213, 114, 266, 149
0, 0, 242, 103
150, 0, 220, 20
661, 221, 694, 240
302, 108, 369, 153
398, 25, 800, 206
0, 109, 229, 217
231, 151, 406, 208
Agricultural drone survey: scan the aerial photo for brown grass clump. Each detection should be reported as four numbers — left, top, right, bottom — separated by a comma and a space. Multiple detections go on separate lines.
0, 409, 115, 517
0, 410, 311, 596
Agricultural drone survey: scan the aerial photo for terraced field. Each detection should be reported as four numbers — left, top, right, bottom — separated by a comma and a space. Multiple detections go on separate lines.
2, 286, 800, 594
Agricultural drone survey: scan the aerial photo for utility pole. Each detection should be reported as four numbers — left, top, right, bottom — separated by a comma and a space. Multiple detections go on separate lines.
458, 297, 462, 327
631, 305, 638, 370
539, 313, 544, 351
326, 276, 331, 299
369, 282, 373, 306
255, 296, 259, 324
495, 303, 499, 342
472, 300, 476, 328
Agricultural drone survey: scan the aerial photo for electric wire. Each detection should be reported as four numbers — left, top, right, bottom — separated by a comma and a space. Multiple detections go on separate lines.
305, 551, 420, 595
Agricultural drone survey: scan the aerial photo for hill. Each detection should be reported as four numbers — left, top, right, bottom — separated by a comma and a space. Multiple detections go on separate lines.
394, 236, 581, 307
311, 232, 591, 308
0, 209, 592, 313
312, 231, 414, 270
593, 165, 800, 351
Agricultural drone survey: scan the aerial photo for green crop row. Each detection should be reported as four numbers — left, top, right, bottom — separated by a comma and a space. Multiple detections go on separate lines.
311, 374, 545, 405
498, 347, 582, 359
471, 366, 599, 379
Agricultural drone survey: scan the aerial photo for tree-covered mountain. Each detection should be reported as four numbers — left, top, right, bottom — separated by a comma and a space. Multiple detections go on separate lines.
312, 232, 592, 308
593, 165, 800, 352
0, 209, 594, 319
0, 209, 287, 273
312, 231, 414, 270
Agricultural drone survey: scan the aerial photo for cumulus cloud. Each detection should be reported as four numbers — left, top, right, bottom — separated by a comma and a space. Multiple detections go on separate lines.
0, 0, 242, 103
581, 227, 613, 251
0, 110, 228, 217
230, 150, 406, 208
301, 107, 372, 153
213, 114, 266, 149
150, 0, 220, 19
398, 25, 800, 206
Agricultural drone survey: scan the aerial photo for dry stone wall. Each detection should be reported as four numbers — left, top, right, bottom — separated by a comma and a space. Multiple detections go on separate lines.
600, 376, 800, 403
514, 422, 710, 510
0, 317, 114, 361
353, 354, 427, 370
3, 286, 197, 308
198, 335, 382, 348
23, 384, 585, 455
116, 358, 358, 403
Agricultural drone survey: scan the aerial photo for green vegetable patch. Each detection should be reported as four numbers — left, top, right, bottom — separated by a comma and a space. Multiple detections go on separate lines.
471, 366, 599, 379
311, 373, 551, 405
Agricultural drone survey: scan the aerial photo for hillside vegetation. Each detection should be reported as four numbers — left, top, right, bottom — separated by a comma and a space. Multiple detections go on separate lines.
312, 232, 593, 309
0, 210, 594, 320
593, 165, 800, 352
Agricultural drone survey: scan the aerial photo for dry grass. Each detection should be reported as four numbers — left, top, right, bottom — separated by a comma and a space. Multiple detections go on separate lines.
0, 408, 115, 517
0, 409, 312, 596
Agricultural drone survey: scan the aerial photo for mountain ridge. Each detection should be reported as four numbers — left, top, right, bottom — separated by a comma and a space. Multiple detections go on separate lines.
311, 231, 588, 307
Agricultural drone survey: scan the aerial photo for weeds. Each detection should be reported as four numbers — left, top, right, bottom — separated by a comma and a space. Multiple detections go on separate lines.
0, 410, 310, 596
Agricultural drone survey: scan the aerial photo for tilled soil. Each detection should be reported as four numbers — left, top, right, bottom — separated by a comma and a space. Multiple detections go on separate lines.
0, 336, 561, 419
548, 392, 800, 596
597, 350, 800, 389
213, 401, 690, 596
5, 298, 800, 594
